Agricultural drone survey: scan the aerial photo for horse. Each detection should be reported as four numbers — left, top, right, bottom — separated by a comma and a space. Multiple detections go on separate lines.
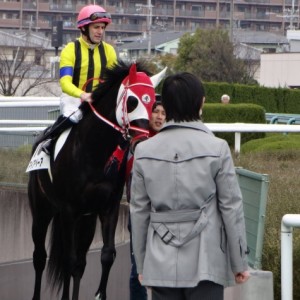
27, 61, 166, 300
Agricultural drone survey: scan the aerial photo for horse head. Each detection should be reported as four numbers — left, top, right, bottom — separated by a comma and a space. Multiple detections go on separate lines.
115, 63, 166, 144
90, 61, 166, 148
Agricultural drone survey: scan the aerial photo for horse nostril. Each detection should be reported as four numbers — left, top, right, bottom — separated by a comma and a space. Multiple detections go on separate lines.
127, 96, 138, 113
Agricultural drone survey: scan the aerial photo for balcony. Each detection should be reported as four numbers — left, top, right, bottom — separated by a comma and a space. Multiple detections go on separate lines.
23, 2, 38, 10
36, 20, 51, 29
107, 23, 147, 33
0, 18, 21, 28
49, 3, 76, 12
204, 10, 218, 19
0, 1, 21, 10
37, 2, 50, 12
239, 0, 271, 3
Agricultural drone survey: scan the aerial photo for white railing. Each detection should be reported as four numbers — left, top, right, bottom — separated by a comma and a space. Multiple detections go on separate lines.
0, 120, 54, 125
281, 214, 300, 300
207, 123, 300, 154
0, 96, 59, 107
1, 122, 300, 154
0, 96, 59, 101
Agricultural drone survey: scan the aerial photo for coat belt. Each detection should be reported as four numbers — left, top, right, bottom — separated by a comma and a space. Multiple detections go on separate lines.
150, 209, 208, 247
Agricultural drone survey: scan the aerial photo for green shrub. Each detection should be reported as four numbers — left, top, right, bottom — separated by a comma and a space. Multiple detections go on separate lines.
203, 82, 300, 113
241, 133, 300, 153
202, 103, 266, 146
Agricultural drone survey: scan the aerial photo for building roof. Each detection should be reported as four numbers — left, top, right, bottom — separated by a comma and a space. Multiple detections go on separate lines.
0, 30, 51, 48
117, 31, 186, 51
233, 30, 288, 45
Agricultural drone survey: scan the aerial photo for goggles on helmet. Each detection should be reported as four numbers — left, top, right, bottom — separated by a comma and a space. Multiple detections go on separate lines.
89, 11, 111, 21
77, 11, 111, 27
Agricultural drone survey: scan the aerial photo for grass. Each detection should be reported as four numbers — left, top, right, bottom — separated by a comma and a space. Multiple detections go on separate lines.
237, 133, 300, 300
1, 133, 300, 299
0, 145, 32, 186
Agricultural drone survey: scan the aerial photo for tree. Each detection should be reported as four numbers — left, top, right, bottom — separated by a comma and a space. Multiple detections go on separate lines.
175, 28, 254, 84
0, 43, 56, 96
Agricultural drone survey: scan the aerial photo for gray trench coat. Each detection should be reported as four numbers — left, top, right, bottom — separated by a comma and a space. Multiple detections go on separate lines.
130, 121, 248, 288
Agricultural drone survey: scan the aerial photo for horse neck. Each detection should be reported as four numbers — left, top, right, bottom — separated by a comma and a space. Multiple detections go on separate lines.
77, 97, 121, 158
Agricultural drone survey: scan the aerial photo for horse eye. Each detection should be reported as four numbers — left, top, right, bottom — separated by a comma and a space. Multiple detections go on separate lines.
127, 96, 138, 113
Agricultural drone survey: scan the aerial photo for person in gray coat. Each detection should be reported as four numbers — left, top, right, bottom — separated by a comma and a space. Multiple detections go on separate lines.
130, 72, 250, 300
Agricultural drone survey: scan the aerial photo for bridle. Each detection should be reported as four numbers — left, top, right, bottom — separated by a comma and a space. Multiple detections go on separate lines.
83, 76, 154, 141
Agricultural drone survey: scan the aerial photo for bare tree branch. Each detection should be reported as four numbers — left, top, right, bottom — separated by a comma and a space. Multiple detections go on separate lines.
0, 35, 57, 96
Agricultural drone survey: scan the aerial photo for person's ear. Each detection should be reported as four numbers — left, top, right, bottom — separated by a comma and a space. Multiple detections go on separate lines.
199, 97, 205, 116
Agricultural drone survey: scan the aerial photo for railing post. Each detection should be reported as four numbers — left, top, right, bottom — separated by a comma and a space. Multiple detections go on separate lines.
234, 132, 241, 155
281, 214, 300, 300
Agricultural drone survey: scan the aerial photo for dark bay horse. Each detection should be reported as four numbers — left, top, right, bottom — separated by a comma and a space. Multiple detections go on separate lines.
27, 61, 165, 300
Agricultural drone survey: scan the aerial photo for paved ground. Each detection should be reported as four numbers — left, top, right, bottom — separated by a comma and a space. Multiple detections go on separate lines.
0, 242, 131, 300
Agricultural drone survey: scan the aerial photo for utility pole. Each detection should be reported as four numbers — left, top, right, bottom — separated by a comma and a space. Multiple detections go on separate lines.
136, 0, 153, 57
147, 0, 153, 56
230, 0, 234, 42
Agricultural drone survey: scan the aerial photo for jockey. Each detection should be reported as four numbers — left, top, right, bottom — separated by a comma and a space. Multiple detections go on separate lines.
41, 4, 117, 154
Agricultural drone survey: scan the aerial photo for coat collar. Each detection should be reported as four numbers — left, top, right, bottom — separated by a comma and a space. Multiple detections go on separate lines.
161, 120, 213, 136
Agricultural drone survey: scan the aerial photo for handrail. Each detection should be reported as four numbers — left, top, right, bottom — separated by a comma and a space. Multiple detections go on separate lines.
281, 214, 300, 300
1, 122, 300, 154
0, 120, 54, 125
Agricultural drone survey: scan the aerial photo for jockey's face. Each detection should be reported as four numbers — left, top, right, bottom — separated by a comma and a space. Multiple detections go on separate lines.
83, 22, 106, 44
150, 104, 166, 132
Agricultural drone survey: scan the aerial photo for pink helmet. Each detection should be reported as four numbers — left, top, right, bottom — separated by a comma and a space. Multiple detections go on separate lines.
77, 5, 112, 28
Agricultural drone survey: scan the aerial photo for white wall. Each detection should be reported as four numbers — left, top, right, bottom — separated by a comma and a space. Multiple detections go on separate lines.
259, 53, 300, 88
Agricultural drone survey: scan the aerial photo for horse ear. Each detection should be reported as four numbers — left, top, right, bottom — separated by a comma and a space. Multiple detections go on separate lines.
129, 63, 137, 84
150, 67, 168, 88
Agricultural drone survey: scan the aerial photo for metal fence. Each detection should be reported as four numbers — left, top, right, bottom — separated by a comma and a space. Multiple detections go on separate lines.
0, 97, 59, 149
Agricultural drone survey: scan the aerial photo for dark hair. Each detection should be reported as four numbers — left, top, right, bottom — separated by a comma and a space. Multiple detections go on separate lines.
152, 94, 163, 111
161, 72, 205, 122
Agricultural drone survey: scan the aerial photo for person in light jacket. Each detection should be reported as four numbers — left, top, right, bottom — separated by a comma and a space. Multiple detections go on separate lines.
130, 72, 250, 300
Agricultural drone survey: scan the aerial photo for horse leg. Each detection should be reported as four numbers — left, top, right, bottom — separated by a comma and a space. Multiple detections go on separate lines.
70, 214, 97, 300
61, 274, 71, 300
31, 203, 53, 300
95, 208, 120, 300
57, 214, 74, 300
31, 217, 52, 300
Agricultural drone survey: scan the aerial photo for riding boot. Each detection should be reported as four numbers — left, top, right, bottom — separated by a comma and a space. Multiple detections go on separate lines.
40, 115, 75, 155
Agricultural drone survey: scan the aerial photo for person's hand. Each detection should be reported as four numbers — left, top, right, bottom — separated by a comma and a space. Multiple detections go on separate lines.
80, 92, 92, 103
138, 274, 143, 285
234, 270, 250, 284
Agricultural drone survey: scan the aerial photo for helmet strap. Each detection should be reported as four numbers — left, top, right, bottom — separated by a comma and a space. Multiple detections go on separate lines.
81, 25, 96, 44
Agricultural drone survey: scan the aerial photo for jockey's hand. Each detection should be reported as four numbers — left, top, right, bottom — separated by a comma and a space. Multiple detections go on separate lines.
80, 92, 92, 103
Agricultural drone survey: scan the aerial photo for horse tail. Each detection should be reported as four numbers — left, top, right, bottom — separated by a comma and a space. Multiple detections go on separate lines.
47, 214, 66, 293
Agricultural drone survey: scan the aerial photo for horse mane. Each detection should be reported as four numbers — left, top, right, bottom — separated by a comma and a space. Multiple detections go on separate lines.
91, 59, 153, 104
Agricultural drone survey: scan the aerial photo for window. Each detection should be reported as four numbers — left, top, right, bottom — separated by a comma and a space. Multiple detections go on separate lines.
35, 49, 43, 65
13, 49, 24, 61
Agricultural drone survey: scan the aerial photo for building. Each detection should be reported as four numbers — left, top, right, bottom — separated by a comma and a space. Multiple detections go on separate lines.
0, 0, 299, 47
116, 31, 184, 60
260, 52, 300, 88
